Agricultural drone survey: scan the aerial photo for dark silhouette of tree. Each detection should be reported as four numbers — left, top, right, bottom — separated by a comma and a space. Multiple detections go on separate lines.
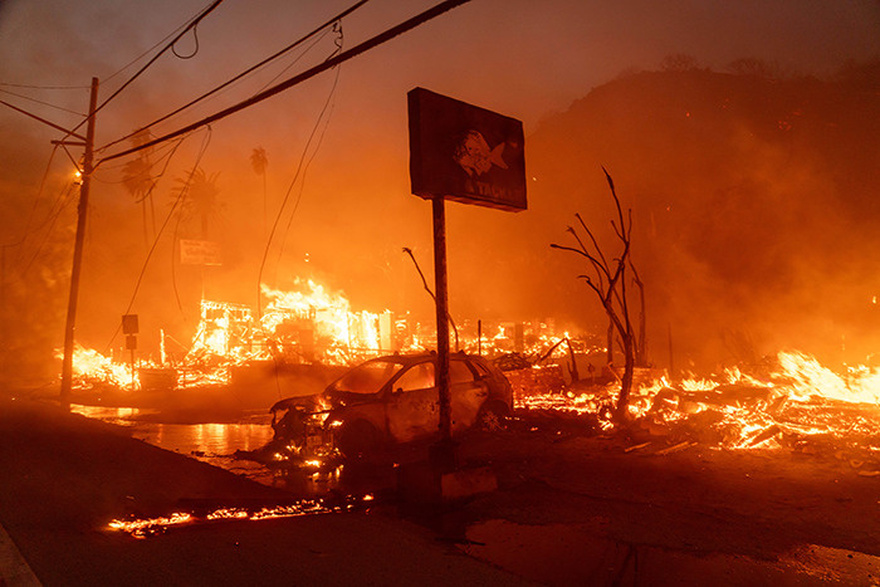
551, 169, 643, 424
121, 129, 157, 246
175, 167, 220, 239
250, 147, 268, 236
726, 57, 778, 79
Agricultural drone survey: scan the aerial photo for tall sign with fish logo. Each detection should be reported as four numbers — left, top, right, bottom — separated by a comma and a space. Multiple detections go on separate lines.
408, 87, 527, 211
407, 87, 527, 454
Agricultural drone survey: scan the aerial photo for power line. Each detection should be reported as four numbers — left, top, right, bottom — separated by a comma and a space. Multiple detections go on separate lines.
102, 128, 210, 353
67, 0, 226, 139
98, 0, 371, 154
98, 0, 472, 166
258, 63, 342, 317
0, 88, 86, 115
101, 3, 211, 85
123, 131, 207, 316
0, 99, 86, 140
0, 82, 89, 90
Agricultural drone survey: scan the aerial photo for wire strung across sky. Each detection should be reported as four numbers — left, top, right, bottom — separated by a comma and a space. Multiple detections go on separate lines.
97, 0, 472, 167
66, 0, 227, 140
257, 46, 343, 320
97, 0, 371, 155
0, 88, 85, 116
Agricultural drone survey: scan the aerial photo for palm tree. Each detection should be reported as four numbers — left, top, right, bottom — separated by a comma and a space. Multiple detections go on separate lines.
121, 130, 157, 246
250, 147, 268, 237
175, 167, 221, 239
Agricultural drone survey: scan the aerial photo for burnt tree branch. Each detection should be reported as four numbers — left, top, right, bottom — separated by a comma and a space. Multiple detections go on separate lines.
551, 169, 643, 425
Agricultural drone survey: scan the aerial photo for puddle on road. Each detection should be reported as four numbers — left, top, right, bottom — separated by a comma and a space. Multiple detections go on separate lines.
462, 520, 880, 586
70, 404, 393, 497
71, 404, 276, 481
71, 404, 274, 454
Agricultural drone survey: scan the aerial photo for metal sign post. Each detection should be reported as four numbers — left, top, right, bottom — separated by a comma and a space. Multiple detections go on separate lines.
408, 87, 527, 472
432, 196, 452, 442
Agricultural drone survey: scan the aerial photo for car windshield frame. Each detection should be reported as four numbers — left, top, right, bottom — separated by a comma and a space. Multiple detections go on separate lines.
329, 358, 405, 395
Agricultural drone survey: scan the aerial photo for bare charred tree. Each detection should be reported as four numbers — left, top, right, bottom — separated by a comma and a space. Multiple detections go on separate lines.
630, 262, 648, 367
551, 168, 640, 424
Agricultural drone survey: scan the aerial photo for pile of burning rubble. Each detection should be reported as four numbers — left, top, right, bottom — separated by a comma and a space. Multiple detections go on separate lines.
516, 351, 880, 474
65, 278, 591, 393
61, 279, 880, 474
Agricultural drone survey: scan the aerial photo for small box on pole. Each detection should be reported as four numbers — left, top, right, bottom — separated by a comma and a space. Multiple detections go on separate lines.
122, 314, 139, 335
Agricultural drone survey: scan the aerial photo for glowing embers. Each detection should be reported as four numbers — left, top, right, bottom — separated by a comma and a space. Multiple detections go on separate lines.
65, 343, 142, 391
261, 280, 392, 365
515, 351, 880, 461
107, 512, 193, 539
107, 494, 374, 539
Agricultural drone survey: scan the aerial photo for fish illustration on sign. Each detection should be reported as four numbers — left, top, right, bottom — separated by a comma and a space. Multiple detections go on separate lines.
453, 130, 509, 177
408, 87, 526, 211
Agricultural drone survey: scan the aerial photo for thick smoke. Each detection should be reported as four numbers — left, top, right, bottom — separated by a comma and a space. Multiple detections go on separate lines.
525, 66, 880, 371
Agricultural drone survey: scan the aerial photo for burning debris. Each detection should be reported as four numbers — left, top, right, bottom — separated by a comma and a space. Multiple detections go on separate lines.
56, 266, 880, 479
107, 494, 374, 539
518, 350, 880, 474
64, 277, 593, 395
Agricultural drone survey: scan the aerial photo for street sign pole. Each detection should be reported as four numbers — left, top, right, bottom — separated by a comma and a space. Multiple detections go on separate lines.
408, 87, 527, 474
432, 196, 451, 443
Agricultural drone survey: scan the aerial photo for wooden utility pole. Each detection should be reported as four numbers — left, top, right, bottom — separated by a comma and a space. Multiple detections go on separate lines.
60, 77, 99, 407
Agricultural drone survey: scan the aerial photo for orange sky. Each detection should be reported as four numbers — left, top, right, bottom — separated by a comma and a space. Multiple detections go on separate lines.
1, 0, 879, 358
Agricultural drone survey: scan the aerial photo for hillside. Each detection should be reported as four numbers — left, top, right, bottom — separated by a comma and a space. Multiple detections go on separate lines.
526, 66, 880, 370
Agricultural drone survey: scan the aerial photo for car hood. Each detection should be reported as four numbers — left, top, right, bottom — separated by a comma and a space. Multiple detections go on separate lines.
269, 389, 377, 414
269, 393, 325, 414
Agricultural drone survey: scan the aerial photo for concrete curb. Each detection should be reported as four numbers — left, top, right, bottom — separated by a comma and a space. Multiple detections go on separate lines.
0, 521, 40, 586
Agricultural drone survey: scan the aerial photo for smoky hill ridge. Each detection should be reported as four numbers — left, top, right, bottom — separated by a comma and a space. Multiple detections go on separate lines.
519, 65, 880, 371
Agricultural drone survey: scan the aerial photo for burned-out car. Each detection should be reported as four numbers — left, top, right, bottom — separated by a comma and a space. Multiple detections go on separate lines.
269, 352, 513, 460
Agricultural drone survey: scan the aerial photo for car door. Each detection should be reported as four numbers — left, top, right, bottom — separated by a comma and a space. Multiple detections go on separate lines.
449, 358, 489, 431
385, 360, 437, 443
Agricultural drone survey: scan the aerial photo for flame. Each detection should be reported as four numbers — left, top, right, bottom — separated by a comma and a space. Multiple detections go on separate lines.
775, 351, 880, 404
107, 512, 193, 539
107, 496, 374, 538
516, 350, 880, 456
62, 343, 139, 390
66, 279, 404, 391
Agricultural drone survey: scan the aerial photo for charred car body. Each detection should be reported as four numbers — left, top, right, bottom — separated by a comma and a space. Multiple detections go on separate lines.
269, 352, 513, 460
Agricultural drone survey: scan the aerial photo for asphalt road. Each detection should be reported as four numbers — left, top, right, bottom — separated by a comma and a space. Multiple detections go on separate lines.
0, 398, 529, 586
3, 395, 880, 585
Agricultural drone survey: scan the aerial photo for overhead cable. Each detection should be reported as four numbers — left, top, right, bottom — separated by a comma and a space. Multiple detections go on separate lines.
0, 82, 89, 90
101, 4, 209, 85
98, 0, 472, 166
0, 88, 86, 116
98, 0, 371, 154
68, 0, 226, 138
257, 63, 342, 318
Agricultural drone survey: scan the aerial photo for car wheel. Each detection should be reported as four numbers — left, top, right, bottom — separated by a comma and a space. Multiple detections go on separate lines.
336, 420, 381, 460
476, 401, 509, 433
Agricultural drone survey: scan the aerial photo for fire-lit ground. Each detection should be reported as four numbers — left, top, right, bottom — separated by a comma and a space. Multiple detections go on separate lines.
16, 303, 880, 584
0, 397, 528, 585
4, 385, 880, 585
